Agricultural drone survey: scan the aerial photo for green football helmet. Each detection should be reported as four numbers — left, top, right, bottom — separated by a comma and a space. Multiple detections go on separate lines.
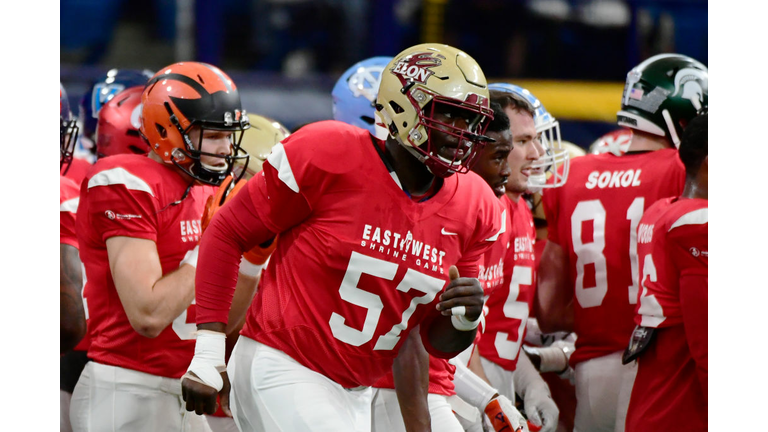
617, 54, 707, 148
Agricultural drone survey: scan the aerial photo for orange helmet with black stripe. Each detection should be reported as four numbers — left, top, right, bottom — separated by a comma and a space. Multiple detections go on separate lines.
140, 62, 250, 185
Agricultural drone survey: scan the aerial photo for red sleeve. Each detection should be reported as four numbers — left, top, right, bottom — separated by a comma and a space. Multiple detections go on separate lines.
680, 272, 707, 399
249, 158, 313, 233
194, 163, 313, 324
60, 176, 80, 248
456, 192, 503, 278
670, 222, 708, 398
60, 207, 78, 248
87, 183, 158, 242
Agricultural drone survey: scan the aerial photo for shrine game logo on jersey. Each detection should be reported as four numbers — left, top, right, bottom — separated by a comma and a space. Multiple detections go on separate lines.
360, 224, 448, 275
390, 52, 445, 84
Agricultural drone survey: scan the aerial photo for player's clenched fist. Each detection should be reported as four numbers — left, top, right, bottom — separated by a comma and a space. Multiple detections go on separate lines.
436, 266, 484, 329
181, 330, 231, 416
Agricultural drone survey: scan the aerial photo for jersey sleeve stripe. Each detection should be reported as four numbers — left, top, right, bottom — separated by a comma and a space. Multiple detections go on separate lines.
87, 167, 155, 196
485, 208, 507, 242
669, 208, 707, 231
60, 197, 79, 213
266, 142, 300, 193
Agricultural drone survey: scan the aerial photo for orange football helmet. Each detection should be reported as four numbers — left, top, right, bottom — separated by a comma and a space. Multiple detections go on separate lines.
140, 62, 250, 185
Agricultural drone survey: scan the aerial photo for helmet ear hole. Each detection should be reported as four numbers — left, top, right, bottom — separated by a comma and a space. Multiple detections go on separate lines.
389, 101, 404, 114
156, 123, 167, 139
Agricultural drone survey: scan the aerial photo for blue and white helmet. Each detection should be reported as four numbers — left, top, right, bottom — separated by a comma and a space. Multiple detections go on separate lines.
332, 56, 392, 140
488, 83, 569, 192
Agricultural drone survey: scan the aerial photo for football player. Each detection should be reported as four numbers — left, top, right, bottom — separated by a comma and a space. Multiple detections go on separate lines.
63, 69, 153, 184
78, 68, 154, 154
182, 43, 502, 432
371, 102, 529, 432
623, 113, 707, 431
522, 141, 586, 432
69, 62, 259, 432
60, 83, 86, 432
331, 57, 527, 432
202, 114, 291, 432
535, 54, 707, 432
471, 84, 561, 432
94, 85, 151, 158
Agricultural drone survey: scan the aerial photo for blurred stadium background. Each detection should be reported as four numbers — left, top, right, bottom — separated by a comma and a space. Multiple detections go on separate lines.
60, 0, 707, 148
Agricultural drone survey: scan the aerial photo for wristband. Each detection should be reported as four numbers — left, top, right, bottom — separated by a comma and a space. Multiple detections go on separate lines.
183, 330, 226, 391
238, 256, 265, 277
180, 245, 199, 269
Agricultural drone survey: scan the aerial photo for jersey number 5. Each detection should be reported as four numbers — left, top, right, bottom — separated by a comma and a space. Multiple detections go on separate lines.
494, 265, 532, 361
329, 251, 445, 351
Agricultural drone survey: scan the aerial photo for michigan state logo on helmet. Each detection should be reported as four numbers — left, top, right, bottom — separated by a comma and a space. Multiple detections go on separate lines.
617, 54, 707, 148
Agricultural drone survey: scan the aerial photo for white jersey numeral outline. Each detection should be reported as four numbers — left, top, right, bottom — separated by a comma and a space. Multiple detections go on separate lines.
637, 253, 666, 327
172, 299, 197, 340
571, 197, 644, 308
329, 251, 444, 350
493, 265, 532, 361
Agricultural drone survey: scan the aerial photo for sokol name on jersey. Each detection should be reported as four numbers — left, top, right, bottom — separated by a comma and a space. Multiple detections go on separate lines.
361, 224, 447, 274
585, 169, 642, 189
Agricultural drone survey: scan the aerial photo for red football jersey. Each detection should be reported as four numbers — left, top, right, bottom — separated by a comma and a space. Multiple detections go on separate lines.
223, 121, 501, 388
478, 195, 514, 298
625, 197, 707, 431
60, 175, 80, 248
62, 157, 91, 186
77, 154, 215, 378
373, 187, 512, 395
62, 174, 92, 352
542, 150, 685, 366
478, 196, 537, 371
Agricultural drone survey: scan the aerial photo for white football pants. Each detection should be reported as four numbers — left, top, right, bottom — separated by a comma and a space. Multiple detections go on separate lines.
69, 361, 211, 432
573, 351, 638, 432
370, 388, 464, 432
228, 336, 373, 432
205, 415, 240, 432
479, 355, 516, 401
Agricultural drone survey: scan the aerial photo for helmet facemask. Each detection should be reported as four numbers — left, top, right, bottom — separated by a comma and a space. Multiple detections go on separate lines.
528, 115, 569, 193
386, 86, 494, 178
164, 101, 251, 186
376, 44, 494, 179
60, 117, 80, 173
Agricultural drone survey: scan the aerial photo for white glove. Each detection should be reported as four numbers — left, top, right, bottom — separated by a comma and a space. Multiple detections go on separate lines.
521, 385, 558, 432
449, 357, 528, 432
484, 394, 529, 432
514, 352, 559, 432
